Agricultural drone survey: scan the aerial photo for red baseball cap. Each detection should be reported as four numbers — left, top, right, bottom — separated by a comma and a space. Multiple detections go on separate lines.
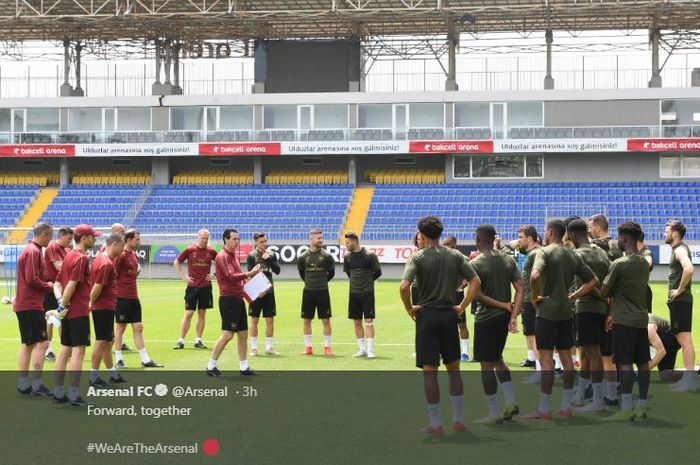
74, 224, 102, 237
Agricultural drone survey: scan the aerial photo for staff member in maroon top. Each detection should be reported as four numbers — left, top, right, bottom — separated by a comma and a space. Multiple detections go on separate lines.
43, 226, 73, 362
89, 233, 126, 387
14, 222, 54, 397
205, 228, 261, 378
173, 229, 218, 350
53, 224, 99, 407
113, 229, 161, 368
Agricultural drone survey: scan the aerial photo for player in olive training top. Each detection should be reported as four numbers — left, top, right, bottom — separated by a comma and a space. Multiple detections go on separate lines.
567, 219, 610, 412
648, 314, 683, 382
601, 221, 651, 421
247, 232, 281, 356
443, 235, 471, 361
470, 225, 524, 424
343, 233, 382, 359
664, 220, 696, 392
524, 219, 598, 420
516, 225, 541, 370
298, 229, 336, 356
400, 216, 480, 436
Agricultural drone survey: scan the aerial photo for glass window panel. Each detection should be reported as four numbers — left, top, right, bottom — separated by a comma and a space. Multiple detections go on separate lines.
117, 108, 151, 131
453, 155, 471, 178
526, 155, 543, 177
358, 104, 392, 128
682, 154, 700, 178
26, 108, 59, 132
0, 108, 10, 132
68, 108, 102, 132
219, 106, 253, 130
472, 155, 524, 178
454, 102, 489, 127
314, 104, 348, 129
508, 101, 543, 126
263, 105, 296, 129
660, 156, 681, 177
170, 107, 203, 130
409, 103, 443, 128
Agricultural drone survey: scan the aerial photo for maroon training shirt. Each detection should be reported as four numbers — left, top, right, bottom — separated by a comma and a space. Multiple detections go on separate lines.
14, 240, 53, 312
115, 249, 139, 299
176, 245, 218, 288
214, 247, 247, 298
91, 252, 118, 311
56, 249, 91, 319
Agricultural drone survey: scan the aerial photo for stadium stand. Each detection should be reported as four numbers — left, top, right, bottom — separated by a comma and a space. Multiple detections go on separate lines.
0, 172, 58, 186
265, 171, 349, 185
133, 184, 354, 241
362, 182, 700, 242
40, 185, 144, 228
172, 171, 254, 185
366, 169, 445, 184
0, 185, 40, 227
71, 171, 151, 185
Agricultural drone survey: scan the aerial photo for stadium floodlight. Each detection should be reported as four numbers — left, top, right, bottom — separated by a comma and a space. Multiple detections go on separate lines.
458, 13, 476, 25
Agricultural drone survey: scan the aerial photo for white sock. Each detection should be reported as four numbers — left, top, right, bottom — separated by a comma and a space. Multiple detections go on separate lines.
553, 353, 562, 370
451, 395, 464, 423
250, 337, 258, 350
527, 350, 536, 362
367, 338, 374, 351
68, 386, 80, 401
637, 398, 647, 408
304, 334, 312, 347
114, 350, 123, 362
501, 381, 516, 406
621, 393, 633, 411
538, 393, 551, 413
31, 378, 43, 391
107, 366, 118, 379
54, 385, 65, 398
535, 359, 542, 371
487, 394, 500, 417
45, 343, 53, 355
324, 335, 331, 348
427, 403, 441, 428
683, 371, 696, 383
18, 376, 30, 391
239, 360, 249, 371
606, 381, 618, 400
561, 389, 574, 411
266, 337, 273, 351
592, 382, 604, 407
576, 377, 591, 399
138, 348, 150, 364
90, 369, 99, 382
195, 337, 202, 344
207, 359, 217, 370
357, 338, 366, 351
461, 338, 469, 355
177, 338, 185, 344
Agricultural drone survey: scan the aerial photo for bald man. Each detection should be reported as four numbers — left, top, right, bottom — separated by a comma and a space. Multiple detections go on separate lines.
173, 230, 218, 349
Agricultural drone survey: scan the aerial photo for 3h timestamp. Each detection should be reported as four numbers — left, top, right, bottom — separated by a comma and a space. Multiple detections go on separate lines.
234, 386, 258, 397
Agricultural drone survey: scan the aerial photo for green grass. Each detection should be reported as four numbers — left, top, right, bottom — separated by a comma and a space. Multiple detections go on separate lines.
1, 280, 698, 371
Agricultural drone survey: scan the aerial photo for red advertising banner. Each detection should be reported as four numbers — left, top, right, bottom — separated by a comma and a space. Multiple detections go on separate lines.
0, 144, 75, 157
627, 138, 700, 152
199, 143, 282, 156
409, 140, 494, 154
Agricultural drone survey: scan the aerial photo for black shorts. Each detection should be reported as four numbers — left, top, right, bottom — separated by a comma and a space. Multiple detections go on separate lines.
669, 299, 693, 333
115, 298, 142, 324
348, 292, 375, 320
60, 316, 91, 347
473, 313, 510, 362
521, 302, 536, 336
576, 312, 606, 346
43, 292, 58, 312
185, 285, 214, 311
220, 296, 248, 332
92, 310, 115, 341
612, 324, 649, 366
16, 310, 48, 345
415, 307, 461, 368
658, 332, 681, 372
600, 329, 614, 357
301, 289, 332, 319
249, 291, 277, 318
535, 317, 574, 351
411, 286, 419, 306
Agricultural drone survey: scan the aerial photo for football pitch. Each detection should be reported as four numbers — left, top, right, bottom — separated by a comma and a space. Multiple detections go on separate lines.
2, 280, 700, 465
1, 280, 698, 372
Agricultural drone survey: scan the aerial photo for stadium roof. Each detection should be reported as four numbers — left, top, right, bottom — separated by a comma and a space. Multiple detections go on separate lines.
4, 1, 700, 42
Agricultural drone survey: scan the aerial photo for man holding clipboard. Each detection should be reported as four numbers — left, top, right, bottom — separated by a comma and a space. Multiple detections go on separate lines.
205, 228, 262, 378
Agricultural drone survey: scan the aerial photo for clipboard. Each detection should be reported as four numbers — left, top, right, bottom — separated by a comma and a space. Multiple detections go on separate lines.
243, 272, 273, 303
